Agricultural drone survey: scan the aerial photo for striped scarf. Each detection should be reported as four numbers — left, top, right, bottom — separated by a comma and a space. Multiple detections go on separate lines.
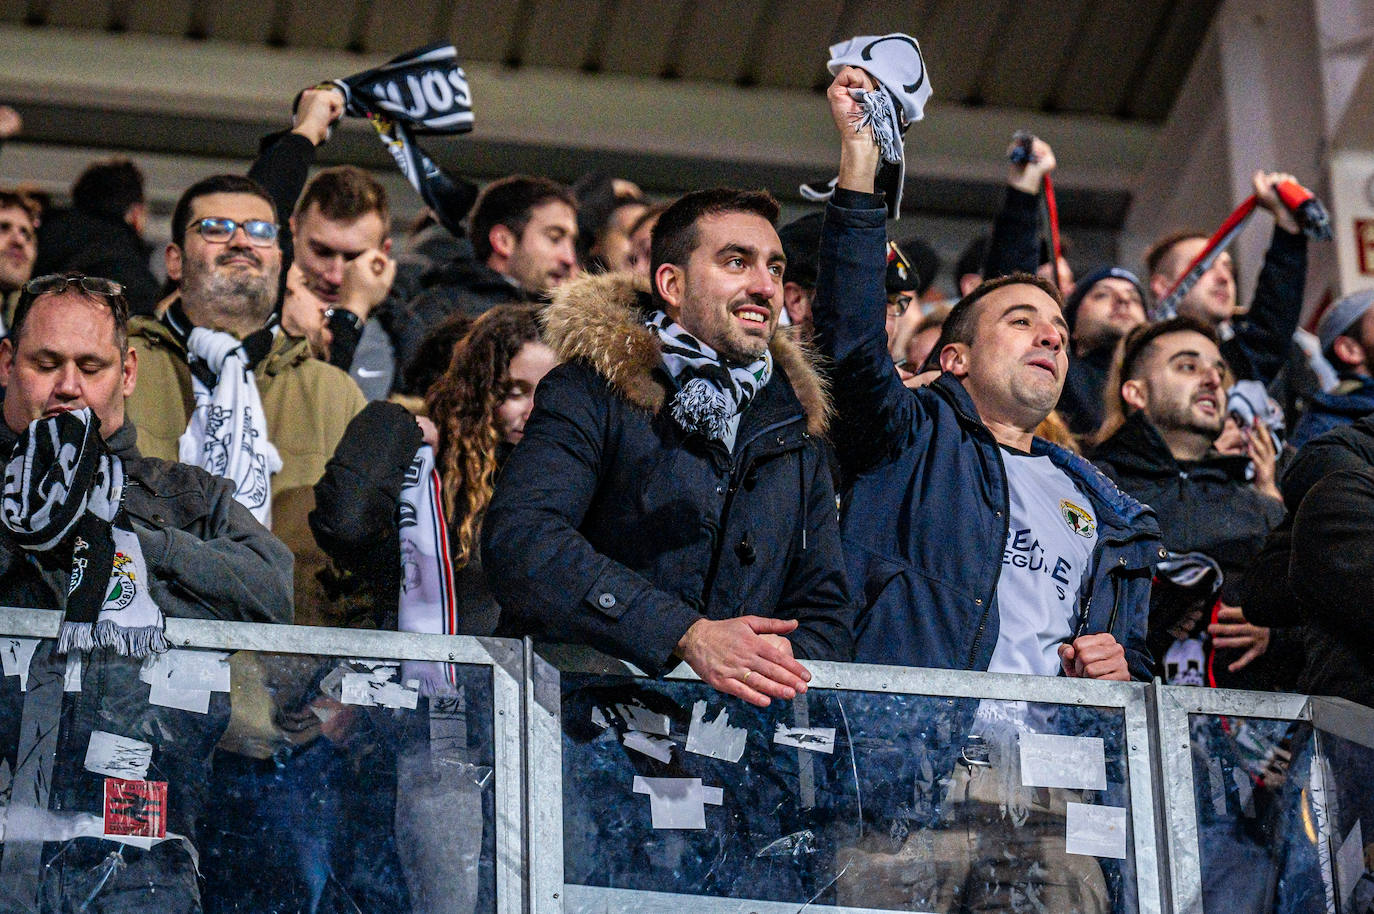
397, 444, 459, 697
646, 310, 772, 442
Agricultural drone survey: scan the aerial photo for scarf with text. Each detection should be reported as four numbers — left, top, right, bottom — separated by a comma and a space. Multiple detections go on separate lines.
397, 444, 460, 697
646, 310, 772, 442
331, 43, 480, 236
1, 410, 166, 658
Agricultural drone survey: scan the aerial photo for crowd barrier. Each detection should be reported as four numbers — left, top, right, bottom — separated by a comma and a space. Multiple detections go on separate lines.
0, 607, 1369, 914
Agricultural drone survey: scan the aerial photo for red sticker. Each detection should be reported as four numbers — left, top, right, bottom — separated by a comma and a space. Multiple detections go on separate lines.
103, 778, 167, 838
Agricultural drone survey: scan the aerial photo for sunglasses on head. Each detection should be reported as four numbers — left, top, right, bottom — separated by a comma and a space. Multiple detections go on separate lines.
23, 274, 125, 298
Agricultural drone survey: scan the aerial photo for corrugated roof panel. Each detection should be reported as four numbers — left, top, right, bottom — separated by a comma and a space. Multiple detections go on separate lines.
753, 0, 844, 87
517, 0, 607, 69
599, 0, 690, 77
1050, 0, 1169, 115
673, 0, 771, 82
979, 0, 1090, 109
363, 0, 444, 54
446, 0, 525, 63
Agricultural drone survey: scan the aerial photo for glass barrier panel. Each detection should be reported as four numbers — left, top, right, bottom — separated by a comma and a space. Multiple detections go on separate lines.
0, 636, 498, 914
1185, 712, 1328, 914
557, 671, 1141, 914
1310, 700, 1374, 912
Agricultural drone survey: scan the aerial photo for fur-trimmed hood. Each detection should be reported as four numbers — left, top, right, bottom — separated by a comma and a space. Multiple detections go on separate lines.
541, 272, 831, 436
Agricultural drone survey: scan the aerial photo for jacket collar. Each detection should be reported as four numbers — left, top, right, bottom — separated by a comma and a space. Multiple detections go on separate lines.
930, 372, 1155, 532
135, 306, 311, 379
1094, 411, 1249, 483
541, 272, 831, 436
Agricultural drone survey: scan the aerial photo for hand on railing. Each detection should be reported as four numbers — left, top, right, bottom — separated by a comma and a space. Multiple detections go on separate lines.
675, 616, 811, 708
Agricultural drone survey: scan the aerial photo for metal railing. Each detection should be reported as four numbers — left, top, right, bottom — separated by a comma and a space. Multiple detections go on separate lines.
0, 607, 1369, 914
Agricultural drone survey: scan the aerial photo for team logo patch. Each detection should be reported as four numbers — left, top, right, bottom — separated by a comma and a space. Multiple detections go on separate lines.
104, 553, 137, 610
1060, 499, 1096, 538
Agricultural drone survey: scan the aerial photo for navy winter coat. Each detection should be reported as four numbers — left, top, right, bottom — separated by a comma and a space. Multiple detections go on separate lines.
483, 273, 854, 676
812, 191, 1161, 679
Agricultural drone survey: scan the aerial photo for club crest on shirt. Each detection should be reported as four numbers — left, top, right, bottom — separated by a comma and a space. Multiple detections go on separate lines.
104, 553, 137, 610
1060, 499, 1096, 538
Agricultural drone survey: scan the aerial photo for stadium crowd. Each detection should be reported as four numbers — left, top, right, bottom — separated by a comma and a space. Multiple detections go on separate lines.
0, 37, 1365, 914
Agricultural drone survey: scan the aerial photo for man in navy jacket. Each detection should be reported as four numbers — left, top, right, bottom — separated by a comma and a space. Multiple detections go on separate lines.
814, 67, 1161, 683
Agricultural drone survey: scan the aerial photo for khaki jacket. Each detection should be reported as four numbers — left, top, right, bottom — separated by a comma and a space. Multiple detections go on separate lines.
126, 315, 368, 757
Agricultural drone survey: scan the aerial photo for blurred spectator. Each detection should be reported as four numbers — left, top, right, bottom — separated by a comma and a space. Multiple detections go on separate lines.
484, 188, 853, 705
313, 305, 555, 638
1056, 266, 1148, 436
904, 303, 948, 372
1092, 318, 1299, 690
397, 175, 577, 384
625, 202, 665, 280
572, 172, 646, 272
1290, 289, 1374, 447
0, 273, 290, 912
953, 234, 988, 297
34, 158, 159, 316
777, 211, 822, 341
282, 165, 397, 397
0, 188, 38, 325
400, 310, 474, 403
1145, 171, 1307, 385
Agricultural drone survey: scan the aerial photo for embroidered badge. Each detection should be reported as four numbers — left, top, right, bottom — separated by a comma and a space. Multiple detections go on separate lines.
104, 553, 137, 610
1060, 499, 1096, 538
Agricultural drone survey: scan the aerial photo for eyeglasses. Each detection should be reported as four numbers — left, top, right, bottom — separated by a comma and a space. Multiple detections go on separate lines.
24, 274, 125, 298
187, 217, 279, 247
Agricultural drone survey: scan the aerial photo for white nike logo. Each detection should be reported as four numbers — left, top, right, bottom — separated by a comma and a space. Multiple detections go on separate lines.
355, 368, 386, 378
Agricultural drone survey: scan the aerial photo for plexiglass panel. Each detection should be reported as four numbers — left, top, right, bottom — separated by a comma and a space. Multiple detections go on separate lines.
0, 636, 499, 914
1185, 713, 1328, 914
558, 672, 1140, 913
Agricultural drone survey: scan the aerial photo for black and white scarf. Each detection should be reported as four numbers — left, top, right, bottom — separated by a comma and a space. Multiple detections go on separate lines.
800, 33, 933, 219
331, 43, 480, 237
397, 444, 460, 697
1, 410, 166, 658
175, 325, 282, 528
646, 310, 772, 442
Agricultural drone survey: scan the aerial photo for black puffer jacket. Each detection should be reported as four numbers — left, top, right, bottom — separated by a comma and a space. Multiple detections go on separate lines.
0, 420, 293, 909
482, 273, 854, 676
395, 256, 528, 383
34, 208, 159, 317
1241, 415, 1374, 702
1091, 412, 1296, 689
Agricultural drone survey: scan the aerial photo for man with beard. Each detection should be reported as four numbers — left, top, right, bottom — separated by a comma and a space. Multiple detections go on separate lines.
1055, 266, 1147, 436
484, 187, 853, 702
1091, 318, 1296, 690
123, 174, 376, 911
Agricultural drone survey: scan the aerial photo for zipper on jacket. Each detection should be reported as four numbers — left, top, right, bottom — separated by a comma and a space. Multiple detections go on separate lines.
965, 443, 1011, 670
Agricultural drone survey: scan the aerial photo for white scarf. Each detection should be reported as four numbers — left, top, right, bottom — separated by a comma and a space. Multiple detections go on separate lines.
397, 444, 460, 697
178, 327, 282, 527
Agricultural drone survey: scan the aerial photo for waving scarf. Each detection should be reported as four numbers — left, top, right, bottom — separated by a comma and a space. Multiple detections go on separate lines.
1, 410, 166, 658
331, 43, 480, 236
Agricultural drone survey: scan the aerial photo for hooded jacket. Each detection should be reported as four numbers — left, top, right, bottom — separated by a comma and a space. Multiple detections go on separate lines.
812, 191, 1160, 679
1091, 412, 1296, 690
1289, 375, 1374, 449
482, 273, 854, 676
0, 419, 292, 909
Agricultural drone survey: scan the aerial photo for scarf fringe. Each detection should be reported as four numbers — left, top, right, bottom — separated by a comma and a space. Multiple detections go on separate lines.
59, 620, 169, 659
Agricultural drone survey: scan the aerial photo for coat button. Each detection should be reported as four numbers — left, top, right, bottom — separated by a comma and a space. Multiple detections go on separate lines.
975, 598, 983, 606
1118, 556, 1127, 565
597, 593, 617, 609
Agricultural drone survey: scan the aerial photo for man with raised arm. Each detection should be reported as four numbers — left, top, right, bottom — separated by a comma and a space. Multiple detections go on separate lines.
811, 66, 1161, 912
